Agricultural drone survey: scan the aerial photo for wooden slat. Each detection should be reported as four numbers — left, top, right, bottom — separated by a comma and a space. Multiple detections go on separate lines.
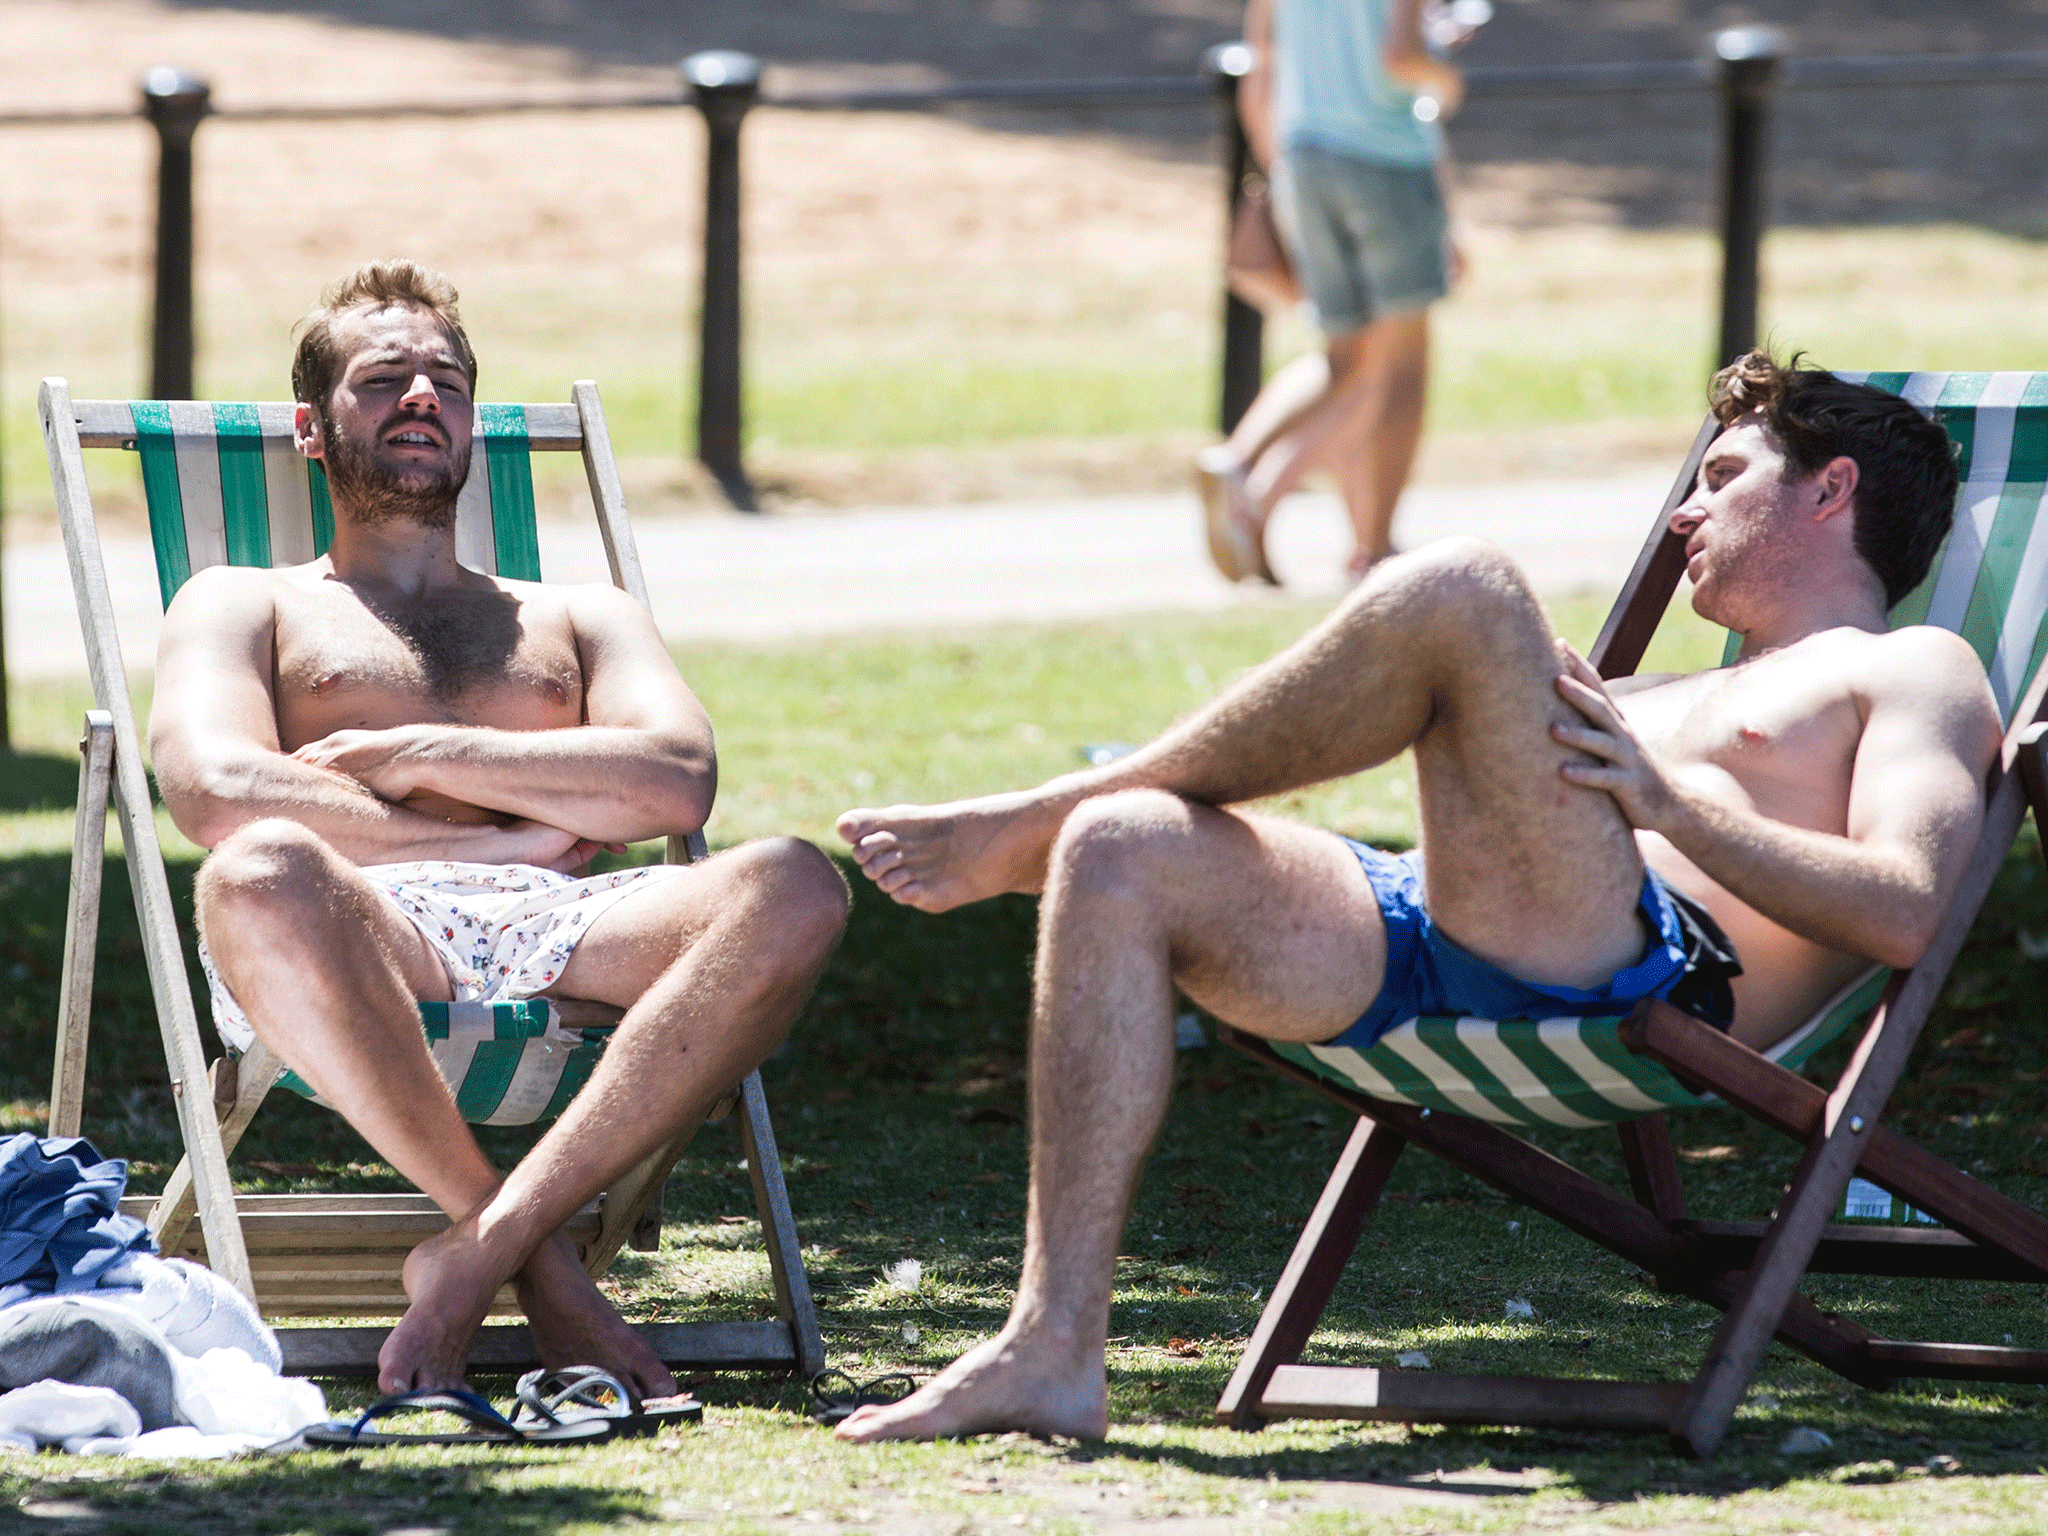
49, 713, 114, 1138
42, 378, 256, 1303
1588, 414, 1719, 679
69, 399, 583, 452
1256, 1366, 1687, 1433
1865, 1341, 2048, 1383
278, 1320, 799, 1377
739, 1072, 828, 1381
1683, 1220, 2047, 1282
1624, 1004, 2048, 1277
1217, 1117, 1405, 1430
1616, 1114, 1687, 1222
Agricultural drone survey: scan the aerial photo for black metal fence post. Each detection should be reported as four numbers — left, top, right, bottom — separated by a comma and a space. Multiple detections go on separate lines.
1204, 43, 1264, 434
141, 67, 210, 401
684, 50, 761, 512
1711, 27, 1785, 369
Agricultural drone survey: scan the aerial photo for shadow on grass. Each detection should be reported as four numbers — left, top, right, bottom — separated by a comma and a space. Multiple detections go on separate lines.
0, 750, 81, 813
11, 1458, 651, 1535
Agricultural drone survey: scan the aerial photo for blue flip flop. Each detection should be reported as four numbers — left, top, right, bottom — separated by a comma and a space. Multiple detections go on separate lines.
302, 1387, 614, 1448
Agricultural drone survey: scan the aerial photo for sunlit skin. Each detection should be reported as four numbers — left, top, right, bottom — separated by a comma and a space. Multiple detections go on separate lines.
825, 411, 2000, 1441
150, 299, 848, 1400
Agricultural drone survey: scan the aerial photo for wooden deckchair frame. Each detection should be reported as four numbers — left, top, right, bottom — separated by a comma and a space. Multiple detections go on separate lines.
1214, 417, 2048, 1456
38, 377, 825, 1380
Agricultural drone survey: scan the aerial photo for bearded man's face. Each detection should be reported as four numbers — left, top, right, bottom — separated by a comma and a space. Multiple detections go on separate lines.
311, 304, 475, 530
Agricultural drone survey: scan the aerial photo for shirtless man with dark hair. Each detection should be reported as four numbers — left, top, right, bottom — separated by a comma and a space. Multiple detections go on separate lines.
830, 354, 2000, 1441
150, 261, 849, 1398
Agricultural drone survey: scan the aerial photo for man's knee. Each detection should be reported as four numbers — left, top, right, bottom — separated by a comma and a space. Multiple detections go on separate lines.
1340, 536, 1548, 651
194, 818, 344, 927
728, 836, 850, 962
1046, 789, 1198, 905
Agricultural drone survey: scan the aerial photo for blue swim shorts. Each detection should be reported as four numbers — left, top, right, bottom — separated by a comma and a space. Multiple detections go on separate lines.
1269, 143, 1449, 334
1324, 842, 1742, 1051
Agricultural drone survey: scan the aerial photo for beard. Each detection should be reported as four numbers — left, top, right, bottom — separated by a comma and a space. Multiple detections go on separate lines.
318, 410, 470, 531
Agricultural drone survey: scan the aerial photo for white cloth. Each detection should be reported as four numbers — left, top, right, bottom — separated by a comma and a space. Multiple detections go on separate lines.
0, 1379, 141, 1451
94, 1256, 280, 1371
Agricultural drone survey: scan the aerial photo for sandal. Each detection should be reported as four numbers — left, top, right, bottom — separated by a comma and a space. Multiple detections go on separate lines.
513, 1365, 703, 1438
808, 1368, 918, 1426
1194, 450, 1278, 587
302, 1387, 614, 1449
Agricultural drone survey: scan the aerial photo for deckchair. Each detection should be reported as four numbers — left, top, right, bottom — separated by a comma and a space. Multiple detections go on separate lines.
37, 378, 825, 1380
1214, 371, 2048, 1456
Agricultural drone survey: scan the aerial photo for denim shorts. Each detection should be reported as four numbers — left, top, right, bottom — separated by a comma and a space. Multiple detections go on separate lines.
1270, 144, 1449, 334
1322, 842, 1742, 1051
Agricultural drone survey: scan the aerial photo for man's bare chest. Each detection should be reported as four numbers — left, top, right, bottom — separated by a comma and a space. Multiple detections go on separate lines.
1620, 658, 1863, 830
272, 590, 585, 748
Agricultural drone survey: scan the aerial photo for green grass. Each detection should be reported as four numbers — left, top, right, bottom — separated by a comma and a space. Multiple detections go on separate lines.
11, 224, 2048, 523
0, 597, 2042, 1529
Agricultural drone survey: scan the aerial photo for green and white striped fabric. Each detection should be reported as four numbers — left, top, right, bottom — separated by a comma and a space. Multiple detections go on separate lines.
130, 400, 543, 604
1277, 372, 2048, 1130
129, 400, 579, 1126
277, 1001, 612, 1128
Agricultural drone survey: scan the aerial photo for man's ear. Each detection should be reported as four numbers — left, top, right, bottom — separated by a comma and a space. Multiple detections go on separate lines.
293, 402, 324, 461
1811, 454, 1859, 523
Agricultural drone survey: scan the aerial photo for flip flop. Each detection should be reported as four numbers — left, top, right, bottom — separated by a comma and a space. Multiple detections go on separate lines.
302, 1387, 614, 1449
808, 1368, 918, 1427
512, 1365, 704, 1438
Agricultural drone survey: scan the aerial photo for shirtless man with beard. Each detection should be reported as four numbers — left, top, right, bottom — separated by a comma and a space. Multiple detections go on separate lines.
830, 353, 2001, 1441
149, 260, 849, 1399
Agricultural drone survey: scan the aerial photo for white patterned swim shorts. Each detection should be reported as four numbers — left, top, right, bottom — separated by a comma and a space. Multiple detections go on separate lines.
197, 858, 683, 1059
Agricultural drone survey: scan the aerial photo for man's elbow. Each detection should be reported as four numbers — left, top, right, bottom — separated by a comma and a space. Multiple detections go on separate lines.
1871, 905, 1944, 971
163, 761, 262, 850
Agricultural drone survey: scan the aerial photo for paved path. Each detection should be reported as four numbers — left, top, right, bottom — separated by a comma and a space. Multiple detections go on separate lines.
5, 472, 1675, 679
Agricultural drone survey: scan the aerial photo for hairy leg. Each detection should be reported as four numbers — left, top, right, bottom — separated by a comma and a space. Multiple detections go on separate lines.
838, 797, 1385, 1442
196, 820, 491, 1219
381, 837, 848, 1398
841, 537, 1644, 985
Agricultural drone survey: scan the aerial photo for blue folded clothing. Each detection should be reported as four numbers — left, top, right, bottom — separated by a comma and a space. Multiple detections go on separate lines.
0, 1135, 157, 1307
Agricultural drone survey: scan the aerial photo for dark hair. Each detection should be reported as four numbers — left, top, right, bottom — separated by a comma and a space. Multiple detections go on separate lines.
290, 260, 478, 410
1709, 350, 1958, 609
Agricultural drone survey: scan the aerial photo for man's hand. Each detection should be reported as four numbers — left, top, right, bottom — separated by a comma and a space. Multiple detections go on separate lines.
291, 726, 424, 801
497, 819, 624, 875
1549, 641, 1679, 832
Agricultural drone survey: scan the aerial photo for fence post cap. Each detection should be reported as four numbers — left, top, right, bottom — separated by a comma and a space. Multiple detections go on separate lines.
1709, 26, 1788, 65
682, 50, 763, 92
1203, 41, 1255, 80
140, 66, 210, 106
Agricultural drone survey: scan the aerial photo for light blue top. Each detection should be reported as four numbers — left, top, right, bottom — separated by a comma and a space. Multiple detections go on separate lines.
1272, 0, 1443, 168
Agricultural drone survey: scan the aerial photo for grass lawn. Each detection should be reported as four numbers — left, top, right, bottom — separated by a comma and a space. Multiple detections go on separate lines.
0, 596, 2041, 1532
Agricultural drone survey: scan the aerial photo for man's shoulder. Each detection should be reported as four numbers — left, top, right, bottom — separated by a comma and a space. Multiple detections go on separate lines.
1844, 623, 1990, 693
163, 562, 290, 625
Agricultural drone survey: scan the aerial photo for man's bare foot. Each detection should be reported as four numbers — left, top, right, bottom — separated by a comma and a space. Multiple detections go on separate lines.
833, 1328, 1107, 1443
518, 1231, 677, 1404
379, 1215, 520, 1394
836, 788, 1074, 913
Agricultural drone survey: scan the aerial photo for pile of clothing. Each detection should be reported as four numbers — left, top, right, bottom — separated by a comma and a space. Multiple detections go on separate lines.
0, 1133, 326, 1458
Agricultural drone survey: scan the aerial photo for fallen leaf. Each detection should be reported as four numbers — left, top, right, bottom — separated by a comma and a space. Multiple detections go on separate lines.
849, 1199, 875, 1215
1166, 1337, 1203, 1358
959, 1105, 1021, 1126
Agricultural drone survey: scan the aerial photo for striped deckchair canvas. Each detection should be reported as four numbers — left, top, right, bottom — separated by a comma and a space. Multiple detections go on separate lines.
1269, 371, 2048, 1131
127, 399, 594, 1126
130, 398, 545, 596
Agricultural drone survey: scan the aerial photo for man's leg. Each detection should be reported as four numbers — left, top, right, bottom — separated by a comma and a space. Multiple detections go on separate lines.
837, 544, 1650, 1441
197, 823, 847, 1396
839, 537, 1644, 985
380, 836, 848, 1397
838, 798, 1387, 1441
